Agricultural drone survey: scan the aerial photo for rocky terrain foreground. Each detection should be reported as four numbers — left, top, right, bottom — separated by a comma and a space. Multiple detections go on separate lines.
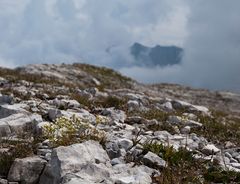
0, 63, 240, 184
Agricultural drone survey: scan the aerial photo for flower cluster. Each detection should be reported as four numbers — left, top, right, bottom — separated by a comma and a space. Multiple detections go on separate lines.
43, 115, 106, 147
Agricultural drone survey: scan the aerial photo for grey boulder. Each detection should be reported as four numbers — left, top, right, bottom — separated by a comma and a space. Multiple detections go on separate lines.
8, 156, 47, 184
39, 140, 110, 184
142, 152, 166, 169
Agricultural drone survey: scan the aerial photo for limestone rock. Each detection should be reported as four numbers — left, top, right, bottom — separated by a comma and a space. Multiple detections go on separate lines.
8, 156, 47, 184
167, 115, 182, 125
0, 94, 13, 104
0, 113, 42, 137
0, 179, 8, 184
202, 144, 220, 155
118, 139, 133, 151
39, 140, 110, 184
102, 108, 126, 123
142, 152, 166, 169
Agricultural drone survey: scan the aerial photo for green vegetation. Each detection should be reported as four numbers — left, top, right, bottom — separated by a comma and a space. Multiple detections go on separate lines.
139, 109, 169, 122
204, 167, 240, 183
0, 87, 31, 101
193, 111, 240, 146
72, 94, 127, 110
143, 141, 240, 183
73, 63, 133, 89
71, 93, 92, 109
0, 138, 34, 177
143, 142, 202, 183
43, 115, 106, 147
0, 67, 56, 85
94, 96, 127, 110
128, 109, 182, 133
130, 108, 240, 146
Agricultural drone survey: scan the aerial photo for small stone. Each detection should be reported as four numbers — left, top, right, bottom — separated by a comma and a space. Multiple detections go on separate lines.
142, 152, 166, 169
127, 100, 140, 110
0, 94, 13, 104
125, 116, 147, 125
172, 100, 191, 109
202, 144, 220, 155
118, 139, 133, 151
173, 126, 180, 134
185, 120, 202, 127
232, 152, 240, 158
111, 158, 124, 166
231, 163, 240, 169
223, 156, 231, 165
102, 108, 126, 123
8, 156, 47, 184
225, 152, 232, 159
92, 78, 101, 86
36, 121, 50, 134
37, 149, 52, 156
48, 109, 62, 121
182, 113, 198, 121
105, 142, 121, 159
224, 141, 236, 149
154, 130, 171, 137
190, 133, 200, 142
0, 179, 8, 184
180, 126, 191, 134
0, 77, 8, 85
191, 105, 209, 115
61, 99, 80, 108
147, 119, 159, 127
167, 116, 182, 125
161, 102, 173, 111
45, 153, 52, 161
119, 149, 127, 157
142, 131, 153, 136
132, 127, 141, 135
230, 158, 238, 163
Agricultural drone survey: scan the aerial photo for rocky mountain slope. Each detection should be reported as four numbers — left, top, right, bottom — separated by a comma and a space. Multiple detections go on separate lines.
0, 63, 240, 184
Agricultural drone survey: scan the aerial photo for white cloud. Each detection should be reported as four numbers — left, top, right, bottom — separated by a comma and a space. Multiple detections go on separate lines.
121, 0, 240, 92
0, 0, 188, 67
0, 0, 239, 91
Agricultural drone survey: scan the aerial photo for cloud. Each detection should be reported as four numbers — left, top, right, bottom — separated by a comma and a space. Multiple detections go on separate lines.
0, 0, 188, 67
179, 0, 240, 91
120, 65, 183, 84
122, 0, 240, 92
0, 0, 239, 92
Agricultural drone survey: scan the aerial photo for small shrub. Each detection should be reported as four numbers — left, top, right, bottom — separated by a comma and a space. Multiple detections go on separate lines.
204, 166, 240, 183
95, 96, 127, 109
192, 111, 240, 146
0, 140, 33, 177
73, 63, 133, 89
71, 93, 92, 109
128, 109, 177, 133
142, 141, 240, 183
43, 115, 106, 147
128, 109, 169, 122
143, 142, 203, 183
72, 93, 127, 110
143, 142, 194, 166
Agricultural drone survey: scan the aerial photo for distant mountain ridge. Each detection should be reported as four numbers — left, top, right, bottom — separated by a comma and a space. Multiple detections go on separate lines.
130, 42, 183, 67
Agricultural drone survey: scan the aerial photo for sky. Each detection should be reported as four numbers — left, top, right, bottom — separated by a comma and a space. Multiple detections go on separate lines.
0, 0, 239, 92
